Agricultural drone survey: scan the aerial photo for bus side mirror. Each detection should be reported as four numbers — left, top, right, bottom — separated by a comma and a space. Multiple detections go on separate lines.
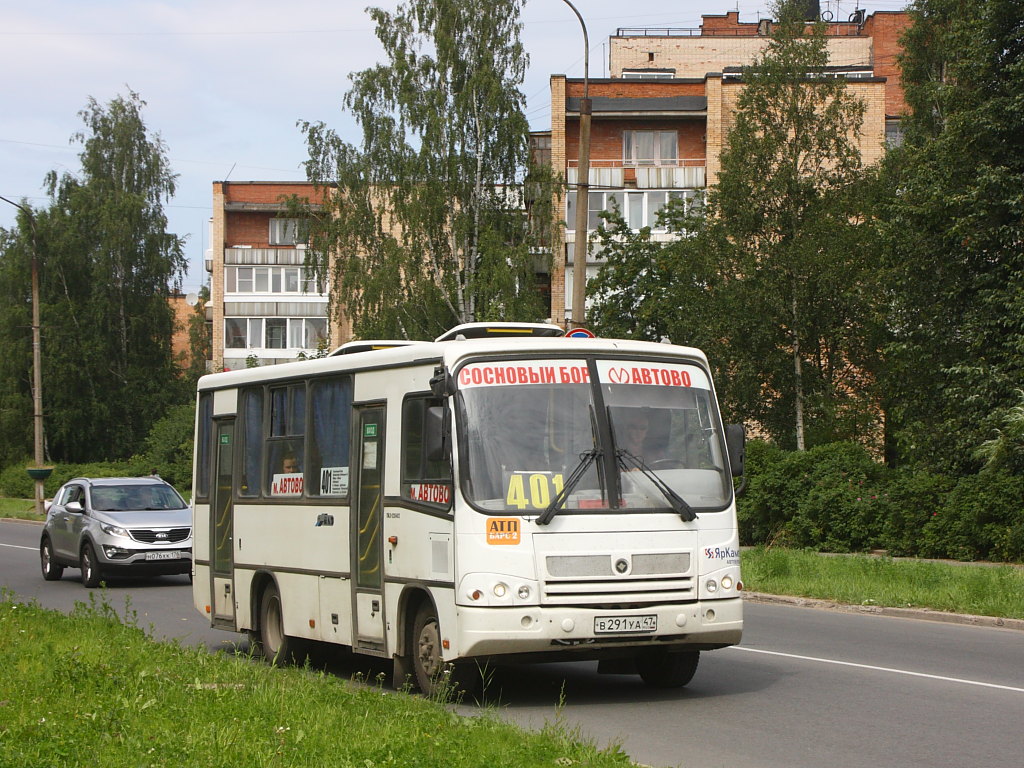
725, 423, 746, 478
425, 405, 446, 463
429, 366, 453, 398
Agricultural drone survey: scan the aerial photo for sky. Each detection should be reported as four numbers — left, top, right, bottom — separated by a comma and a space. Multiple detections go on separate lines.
0, 1, 908, 294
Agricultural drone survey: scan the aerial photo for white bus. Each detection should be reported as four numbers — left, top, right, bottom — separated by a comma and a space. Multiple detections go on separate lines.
192, 323, 745, 694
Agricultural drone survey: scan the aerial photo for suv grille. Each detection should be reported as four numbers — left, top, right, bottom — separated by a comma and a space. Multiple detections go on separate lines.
129, 527, 191, 544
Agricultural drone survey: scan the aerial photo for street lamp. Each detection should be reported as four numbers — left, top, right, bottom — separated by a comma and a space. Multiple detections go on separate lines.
560, 0, 592, 329
1, 195, 48, 515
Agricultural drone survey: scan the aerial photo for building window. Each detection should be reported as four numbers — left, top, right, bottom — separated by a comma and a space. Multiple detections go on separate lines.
225, 317, 327, 351
623, 130, 678, 166
225, 266, 321, 295
621, 69, 675, 80
269, 218, 301, 246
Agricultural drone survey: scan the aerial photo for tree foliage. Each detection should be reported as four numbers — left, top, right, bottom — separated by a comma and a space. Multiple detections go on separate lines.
876, 0, 1024, 474
299, 0, 549, 340
589, 0, 884, 450
0, 90, 187, 464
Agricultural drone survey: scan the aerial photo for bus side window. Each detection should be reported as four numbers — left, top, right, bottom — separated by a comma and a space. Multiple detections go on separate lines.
308, 376, 352, 498
195, 393, 212, 500
402, 395, 452, 509
239, 387, 263, 498
266, 383, 306, 496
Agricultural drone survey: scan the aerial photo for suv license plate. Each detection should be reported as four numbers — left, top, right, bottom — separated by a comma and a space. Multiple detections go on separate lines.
145, 551, 181, 561
594, 615, 657, 634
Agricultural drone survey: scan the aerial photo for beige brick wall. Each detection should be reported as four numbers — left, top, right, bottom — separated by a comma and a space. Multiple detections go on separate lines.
610, 37, 872, 78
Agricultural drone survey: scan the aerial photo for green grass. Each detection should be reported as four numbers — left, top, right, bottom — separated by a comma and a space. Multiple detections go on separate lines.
0, 592, 633, 768
0, 497, 42, 521
742, 547, 1024, 619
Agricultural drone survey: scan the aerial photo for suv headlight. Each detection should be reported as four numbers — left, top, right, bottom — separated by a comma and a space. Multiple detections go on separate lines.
100, 523, 130, 538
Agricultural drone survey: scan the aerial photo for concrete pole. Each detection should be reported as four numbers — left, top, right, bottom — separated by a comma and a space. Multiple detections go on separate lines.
561, 0, 592, 329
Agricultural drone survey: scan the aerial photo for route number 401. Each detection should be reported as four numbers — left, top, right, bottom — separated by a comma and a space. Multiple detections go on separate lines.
505, 471, 565, 510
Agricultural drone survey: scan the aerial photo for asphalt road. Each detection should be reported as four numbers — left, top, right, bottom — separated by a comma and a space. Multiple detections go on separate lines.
3, 518, 1022, 768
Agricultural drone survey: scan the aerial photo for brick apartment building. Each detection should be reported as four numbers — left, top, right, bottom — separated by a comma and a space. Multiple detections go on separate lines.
547, 8, 910, 325
208, 181, 349, 371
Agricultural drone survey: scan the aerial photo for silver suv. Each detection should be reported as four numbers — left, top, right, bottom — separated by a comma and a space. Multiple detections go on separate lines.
40, 477, 192, 587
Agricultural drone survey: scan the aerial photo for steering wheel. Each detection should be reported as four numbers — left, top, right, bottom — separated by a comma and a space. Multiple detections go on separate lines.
650, 459, 686, 470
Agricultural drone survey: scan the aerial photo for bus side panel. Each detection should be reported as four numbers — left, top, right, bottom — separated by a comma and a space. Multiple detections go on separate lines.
191, 501, 211, 617
232, 502, 351, 643
382, 506, 455, 655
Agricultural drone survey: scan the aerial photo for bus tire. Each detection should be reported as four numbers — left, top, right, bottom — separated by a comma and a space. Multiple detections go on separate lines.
256, 583, 304, 665
411, 602, 478, 699
637, 649, 699, 688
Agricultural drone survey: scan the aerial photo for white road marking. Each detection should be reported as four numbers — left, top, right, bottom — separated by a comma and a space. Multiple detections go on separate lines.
0, 542, 35, 551
730, 645, 1024, 693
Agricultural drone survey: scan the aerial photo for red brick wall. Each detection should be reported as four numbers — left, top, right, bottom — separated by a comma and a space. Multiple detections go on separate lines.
566, 81, 705, 98
222, 182, 324, 205
862, 11, 911, 116
565, 119, 706, 164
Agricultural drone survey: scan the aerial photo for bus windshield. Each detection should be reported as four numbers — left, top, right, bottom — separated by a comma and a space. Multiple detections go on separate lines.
456, 358, 732, 515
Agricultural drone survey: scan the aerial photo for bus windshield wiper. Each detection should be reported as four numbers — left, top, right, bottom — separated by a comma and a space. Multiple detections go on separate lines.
617, 450, 697, 522
536, 449, 601, 526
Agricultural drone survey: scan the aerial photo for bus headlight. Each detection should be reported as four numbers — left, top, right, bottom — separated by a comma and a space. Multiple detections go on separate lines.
706, 579, 718, 593
721, 576, 733, 590
517, 585, 531, 600
493, 583, 508, 598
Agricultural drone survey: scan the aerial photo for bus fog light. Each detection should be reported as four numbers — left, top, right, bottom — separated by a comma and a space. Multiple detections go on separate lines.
721, 576, 733, 590
521, 615, 533, 628
561, 618, 575, 632
675, 613, 687, 627
493, 583, 508, 598
706, 609, 716, 622
706, 579, 718, 593
517, 585, 531, 600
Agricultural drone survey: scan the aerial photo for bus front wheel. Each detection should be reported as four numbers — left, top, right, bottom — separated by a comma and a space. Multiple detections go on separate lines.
411, 603, 478, 699
637, 649, 700, 688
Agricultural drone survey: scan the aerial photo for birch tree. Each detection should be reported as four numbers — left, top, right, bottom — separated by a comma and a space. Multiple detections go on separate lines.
301, 0, 546, 340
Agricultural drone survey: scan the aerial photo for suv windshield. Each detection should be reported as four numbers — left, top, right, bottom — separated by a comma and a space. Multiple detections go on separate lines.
457, 358, 732, 515
90, 484, 188, 512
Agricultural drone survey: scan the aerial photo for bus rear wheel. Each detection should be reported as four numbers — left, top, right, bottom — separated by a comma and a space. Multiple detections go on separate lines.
255, 583, 304, 664
637, 649, 700, 688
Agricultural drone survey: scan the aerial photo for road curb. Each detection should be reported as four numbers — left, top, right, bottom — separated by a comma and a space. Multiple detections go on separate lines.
1, 517, 43, 526
743, 591, 1024, 632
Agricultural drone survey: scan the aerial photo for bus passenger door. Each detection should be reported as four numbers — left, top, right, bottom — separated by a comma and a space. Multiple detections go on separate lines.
211, 419, 236, 626
352, 405, 386, 653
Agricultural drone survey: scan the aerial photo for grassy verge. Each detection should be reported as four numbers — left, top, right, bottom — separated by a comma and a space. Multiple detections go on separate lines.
741, 547, 1024, 620
0, 592, 632, 768
0, 497, 42, 521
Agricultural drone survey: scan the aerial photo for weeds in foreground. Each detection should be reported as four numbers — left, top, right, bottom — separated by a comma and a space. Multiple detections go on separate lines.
1, 594, 632, 768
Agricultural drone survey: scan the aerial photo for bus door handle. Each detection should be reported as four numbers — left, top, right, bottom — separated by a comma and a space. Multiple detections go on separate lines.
371, 599, 380, 617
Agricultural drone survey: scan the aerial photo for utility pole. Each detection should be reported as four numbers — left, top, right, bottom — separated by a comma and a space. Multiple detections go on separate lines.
561, 0, 592, 329
1, 195, 49, 514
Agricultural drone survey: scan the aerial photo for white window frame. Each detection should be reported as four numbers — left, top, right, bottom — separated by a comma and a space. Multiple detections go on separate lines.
623, 130, 678, 167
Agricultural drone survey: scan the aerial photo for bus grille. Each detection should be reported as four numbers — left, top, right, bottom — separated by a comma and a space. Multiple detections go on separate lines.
541, 552, 693, 607
129, 527, 192, 544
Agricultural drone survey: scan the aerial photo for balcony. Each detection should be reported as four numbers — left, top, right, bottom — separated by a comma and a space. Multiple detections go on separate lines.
567, 159, 706, 190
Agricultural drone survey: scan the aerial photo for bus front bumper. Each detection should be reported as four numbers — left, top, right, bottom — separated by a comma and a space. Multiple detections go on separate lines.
453, 597, 742, 659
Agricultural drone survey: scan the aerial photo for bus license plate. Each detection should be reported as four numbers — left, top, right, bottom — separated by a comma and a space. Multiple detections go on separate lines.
145, 551, 181, 561
594, 615, 657, 634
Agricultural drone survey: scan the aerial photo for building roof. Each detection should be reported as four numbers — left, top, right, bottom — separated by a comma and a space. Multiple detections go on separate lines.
566, 96, 708, 116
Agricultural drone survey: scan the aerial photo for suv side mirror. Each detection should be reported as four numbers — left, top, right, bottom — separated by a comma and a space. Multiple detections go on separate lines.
725, 423, 746, 478
66, 500, 84, 514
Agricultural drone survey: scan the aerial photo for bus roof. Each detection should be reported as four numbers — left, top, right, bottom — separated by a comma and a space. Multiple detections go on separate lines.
198, 333, 709, 391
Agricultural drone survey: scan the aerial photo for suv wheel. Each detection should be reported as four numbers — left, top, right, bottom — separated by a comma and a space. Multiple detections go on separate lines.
80, 542, 103, 588
41, 538, 64, 581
